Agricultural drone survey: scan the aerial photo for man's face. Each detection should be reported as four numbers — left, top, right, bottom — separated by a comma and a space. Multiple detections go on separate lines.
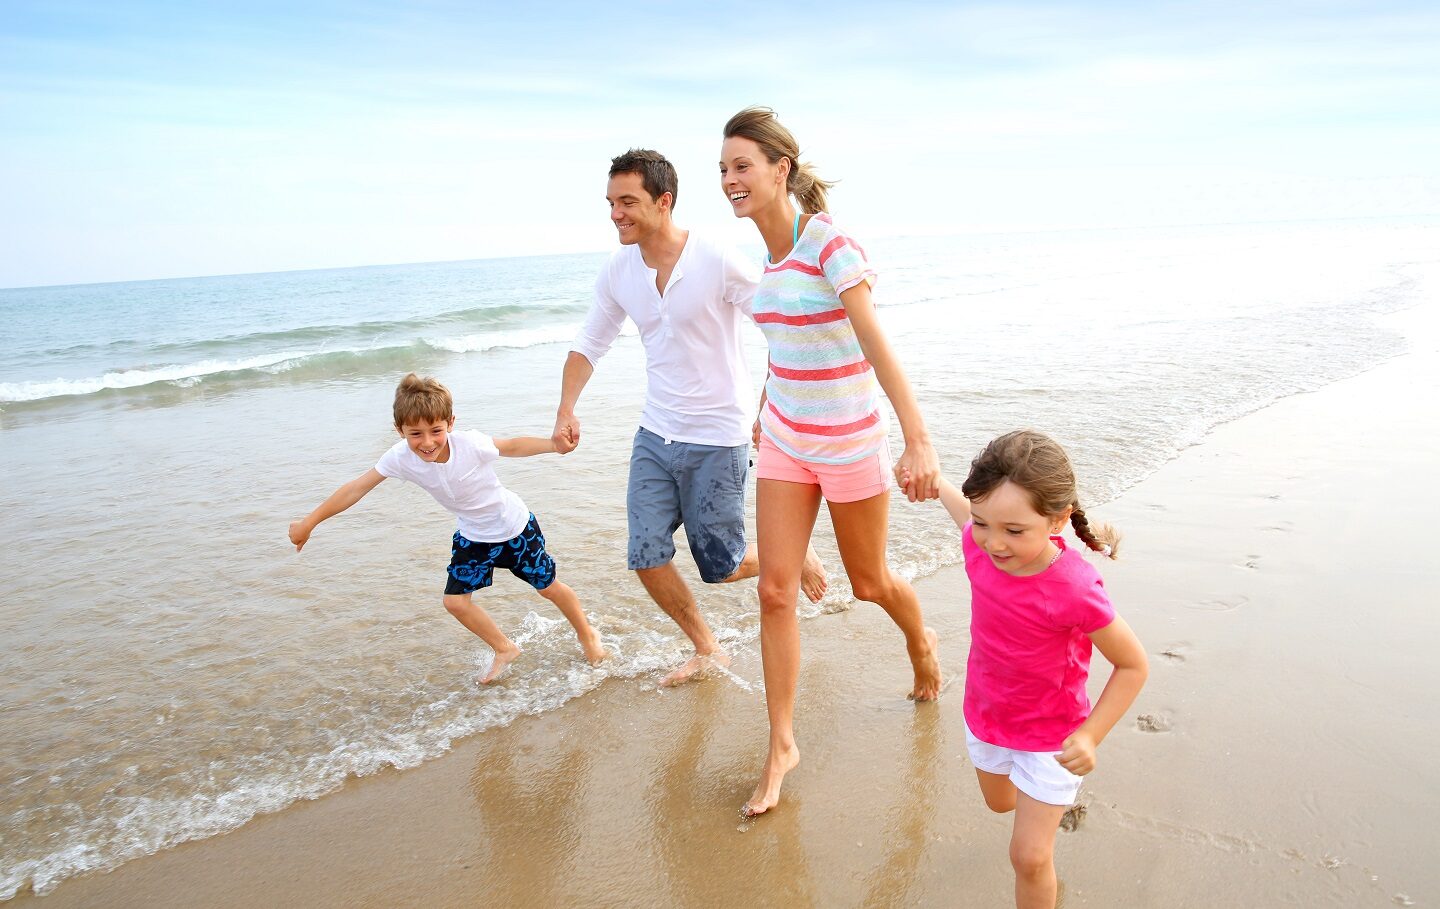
606, 172, 668, 246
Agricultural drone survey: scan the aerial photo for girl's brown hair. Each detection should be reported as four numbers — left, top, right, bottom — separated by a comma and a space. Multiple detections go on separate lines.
393, 373, 453, 428
961, 429, 1120, 558
723, 106, 835, 214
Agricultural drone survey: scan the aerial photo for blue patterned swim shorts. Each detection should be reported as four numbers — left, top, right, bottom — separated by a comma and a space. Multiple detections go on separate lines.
444, 513, 556, 595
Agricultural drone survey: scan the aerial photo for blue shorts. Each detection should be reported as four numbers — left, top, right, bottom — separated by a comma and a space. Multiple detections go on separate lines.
627, 427, 748, 583
445, 513, 556, 595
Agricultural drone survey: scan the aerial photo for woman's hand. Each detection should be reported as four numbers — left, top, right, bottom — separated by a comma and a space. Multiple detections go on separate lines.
894, 438, 940, 503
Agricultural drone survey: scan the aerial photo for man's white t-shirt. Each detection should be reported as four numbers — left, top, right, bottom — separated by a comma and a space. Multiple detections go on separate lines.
571, 232, 759, 447
375, 429, 530, 543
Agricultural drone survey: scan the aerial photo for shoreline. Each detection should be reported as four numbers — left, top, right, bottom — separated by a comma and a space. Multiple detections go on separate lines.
12, 301, 1440, 907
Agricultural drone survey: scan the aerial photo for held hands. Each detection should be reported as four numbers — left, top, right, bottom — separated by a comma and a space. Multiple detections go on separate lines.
894, 439, 941, 503
1058, 730, 1098, 776
751, 417, 762, 448
288, 520, 312, 552
552, 412, 580, 455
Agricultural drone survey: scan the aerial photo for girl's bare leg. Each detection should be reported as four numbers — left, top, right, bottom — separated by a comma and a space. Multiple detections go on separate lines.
535, 579, 608, 665
744, 478, 822, 817
828, 491, 942, 699
1010, 792, 1067, 909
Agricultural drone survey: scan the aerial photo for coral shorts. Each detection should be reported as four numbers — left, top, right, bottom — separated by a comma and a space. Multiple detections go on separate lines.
755, 435, 892, 504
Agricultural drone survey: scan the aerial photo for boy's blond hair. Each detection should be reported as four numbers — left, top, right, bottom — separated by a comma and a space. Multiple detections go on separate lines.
393, 373, 453, 428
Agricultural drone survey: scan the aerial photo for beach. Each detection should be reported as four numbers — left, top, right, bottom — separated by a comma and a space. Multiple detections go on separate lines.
10, 265, 1437, 907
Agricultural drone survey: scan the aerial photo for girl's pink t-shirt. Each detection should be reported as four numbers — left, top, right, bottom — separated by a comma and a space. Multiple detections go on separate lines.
962, 522, 1116, 752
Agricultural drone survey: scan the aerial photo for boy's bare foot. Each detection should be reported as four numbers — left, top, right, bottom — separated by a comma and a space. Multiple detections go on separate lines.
742, 742, 800, 817
659, 650, 730, 687
581, 633, 610, 667
800, 549, 829, 603
480, 645, 522, 684
907, 627, 942, 701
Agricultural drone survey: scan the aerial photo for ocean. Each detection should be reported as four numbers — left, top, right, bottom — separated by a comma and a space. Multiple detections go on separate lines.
1, 217, 1434, 898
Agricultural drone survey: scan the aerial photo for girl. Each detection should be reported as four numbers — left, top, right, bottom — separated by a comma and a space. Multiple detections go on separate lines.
931, 429, 1148, 909
720, 106, 943, 817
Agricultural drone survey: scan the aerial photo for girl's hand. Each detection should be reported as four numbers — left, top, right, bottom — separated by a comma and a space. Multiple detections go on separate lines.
288, 520, 312, 552
1058, 730, 1097, 775
894, 438, 940, 503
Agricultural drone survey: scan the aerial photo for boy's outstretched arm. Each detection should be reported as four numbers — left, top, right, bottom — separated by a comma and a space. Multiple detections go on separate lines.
1058, 616, 1149, 775
495, 436, 558, 458
936, 477, 972, 527
288, 468, 386, 551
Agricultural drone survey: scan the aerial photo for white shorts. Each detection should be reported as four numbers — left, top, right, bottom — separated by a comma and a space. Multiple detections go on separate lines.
965, 722, 1083, 807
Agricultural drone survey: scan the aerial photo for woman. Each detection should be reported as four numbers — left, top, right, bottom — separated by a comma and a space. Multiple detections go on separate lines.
721, 107, 942, 817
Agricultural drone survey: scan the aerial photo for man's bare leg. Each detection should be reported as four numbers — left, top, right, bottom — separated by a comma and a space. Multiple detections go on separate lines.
721, 543, 829, 604
535, 579, 609, 666
443, 593, 521, 684
636, 562, 731, 686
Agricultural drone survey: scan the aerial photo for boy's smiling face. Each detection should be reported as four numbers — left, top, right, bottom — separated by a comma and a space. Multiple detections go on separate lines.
398, 417, 455, 463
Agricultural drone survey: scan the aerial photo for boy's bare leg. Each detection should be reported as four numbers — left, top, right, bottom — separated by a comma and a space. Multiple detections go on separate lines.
443, 592, 521, 683
721, 542, 830, 603
536, 579, 608, 665
636, 562, 731, 686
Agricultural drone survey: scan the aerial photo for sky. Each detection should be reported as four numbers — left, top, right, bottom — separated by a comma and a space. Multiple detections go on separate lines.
1, 0, 1437, 288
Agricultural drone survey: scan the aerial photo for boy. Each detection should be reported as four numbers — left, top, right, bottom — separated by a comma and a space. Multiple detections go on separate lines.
288, 373, 607, 683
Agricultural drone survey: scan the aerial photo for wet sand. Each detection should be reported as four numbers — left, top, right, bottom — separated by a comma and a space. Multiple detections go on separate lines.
17, 307, 1439, 907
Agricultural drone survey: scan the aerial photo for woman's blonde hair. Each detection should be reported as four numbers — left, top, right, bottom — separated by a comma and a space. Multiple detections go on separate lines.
723, 106, 835, 214
961, 430, 1121, 558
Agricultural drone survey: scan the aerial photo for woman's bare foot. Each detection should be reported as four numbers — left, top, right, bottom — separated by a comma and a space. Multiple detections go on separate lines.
660, 650, 730, 687
480, 644, 522, 684
907, 627, 942, 701
743, 742, 800, 817
800, 548, 829, 603
580, 632, 609, 667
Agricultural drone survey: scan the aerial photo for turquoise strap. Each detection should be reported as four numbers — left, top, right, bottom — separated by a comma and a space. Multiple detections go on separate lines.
792, 211, 801, 246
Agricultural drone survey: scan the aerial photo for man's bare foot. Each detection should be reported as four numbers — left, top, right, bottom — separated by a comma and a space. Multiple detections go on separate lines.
580, 632, 609, 667
479, 645, 521, 684
800, 547, 829, 604
907, 627, 942, 701
742, 742, 800, 817
659, 650, 730, 687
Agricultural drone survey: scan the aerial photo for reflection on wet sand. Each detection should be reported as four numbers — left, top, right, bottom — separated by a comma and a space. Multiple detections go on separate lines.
858, 706, 943, 907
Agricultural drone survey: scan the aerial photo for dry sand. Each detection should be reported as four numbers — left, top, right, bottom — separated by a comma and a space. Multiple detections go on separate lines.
17, 306, 1439, 908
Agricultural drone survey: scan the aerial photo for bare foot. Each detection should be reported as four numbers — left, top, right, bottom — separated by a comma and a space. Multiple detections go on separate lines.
659, 650, 731, 687
580, 632, 609, 667
479, 645, 521, 684
907, 627, 942, 701
742, 743, 800, 817
800, 547, 829, 604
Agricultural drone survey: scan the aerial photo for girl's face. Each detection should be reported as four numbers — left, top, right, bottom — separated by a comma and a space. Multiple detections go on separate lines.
719, 135, 786, 219
969, 480, 1069, 576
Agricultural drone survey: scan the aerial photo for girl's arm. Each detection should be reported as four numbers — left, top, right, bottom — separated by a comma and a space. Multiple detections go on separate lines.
289, 468, 386, 551
496, 436, 559, 458
839, 281, 939, 503
1058, 616, 1149, 775
937, 478, 972, 527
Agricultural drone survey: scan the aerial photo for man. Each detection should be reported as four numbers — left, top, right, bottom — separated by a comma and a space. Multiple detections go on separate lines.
553, 148, 826, 686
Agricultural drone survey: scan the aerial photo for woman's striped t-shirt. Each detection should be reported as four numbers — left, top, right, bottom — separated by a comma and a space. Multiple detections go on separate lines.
754, 213, 887, 465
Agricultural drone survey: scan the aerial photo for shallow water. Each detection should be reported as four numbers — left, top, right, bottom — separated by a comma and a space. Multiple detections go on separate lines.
1, 217, 1435, 897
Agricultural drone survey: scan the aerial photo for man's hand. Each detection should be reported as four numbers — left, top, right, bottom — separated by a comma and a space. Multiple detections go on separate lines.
552, 412, 580, 454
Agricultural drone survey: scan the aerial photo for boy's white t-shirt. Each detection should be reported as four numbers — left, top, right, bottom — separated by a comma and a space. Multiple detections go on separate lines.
375, 429, 530, 543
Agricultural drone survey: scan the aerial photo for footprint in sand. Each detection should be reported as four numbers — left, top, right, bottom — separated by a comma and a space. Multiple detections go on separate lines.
1262, 520, 1295, 533
1136, 712, 1174, 733
1237, 554, 1261, 569
1186, 595, 1247, 612
1158, 643, 1189, 663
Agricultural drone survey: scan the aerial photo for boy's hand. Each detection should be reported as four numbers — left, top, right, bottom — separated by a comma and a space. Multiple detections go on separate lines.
1058, 730, 1097, 775
552, 412, 580, 454
288, 520, 313, 552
